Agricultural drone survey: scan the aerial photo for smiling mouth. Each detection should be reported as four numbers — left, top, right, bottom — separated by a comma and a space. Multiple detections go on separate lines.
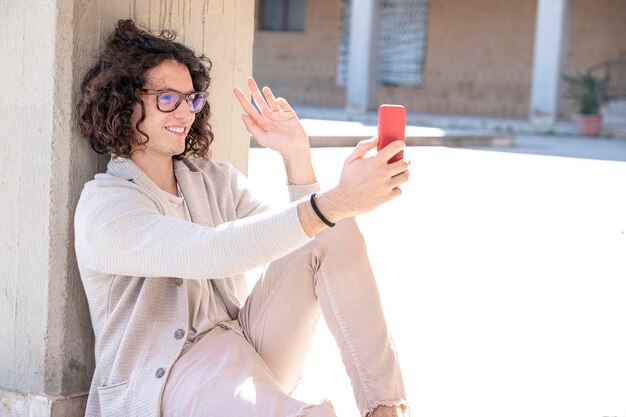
165, 126, 186, 134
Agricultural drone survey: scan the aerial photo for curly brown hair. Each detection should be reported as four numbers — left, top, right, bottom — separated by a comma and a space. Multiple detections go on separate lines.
77, 19, 214, 159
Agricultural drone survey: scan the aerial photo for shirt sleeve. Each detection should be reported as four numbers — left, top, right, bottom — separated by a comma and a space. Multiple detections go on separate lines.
287, 182, 321, 202
75, 185, 313, 280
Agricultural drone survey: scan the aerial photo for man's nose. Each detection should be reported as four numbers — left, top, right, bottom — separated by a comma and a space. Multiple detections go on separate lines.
174, 97, 194, 117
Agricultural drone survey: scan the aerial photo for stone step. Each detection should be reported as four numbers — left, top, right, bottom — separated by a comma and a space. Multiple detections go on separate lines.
602, 99, 626, 125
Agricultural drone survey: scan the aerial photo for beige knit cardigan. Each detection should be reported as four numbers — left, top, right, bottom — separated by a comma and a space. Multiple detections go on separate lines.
74, 156, 319, 417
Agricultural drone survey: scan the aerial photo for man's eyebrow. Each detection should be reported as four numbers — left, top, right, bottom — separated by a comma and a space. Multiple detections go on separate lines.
162, 87, 196, 94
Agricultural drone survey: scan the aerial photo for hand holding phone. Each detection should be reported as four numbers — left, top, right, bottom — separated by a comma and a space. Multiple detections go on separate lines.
377, 104, 406, 164
325, 104, 410, 221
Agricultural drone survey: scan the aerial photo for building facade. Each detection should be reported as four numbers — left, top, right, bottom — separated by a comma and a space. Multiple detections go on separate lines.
253, 0, 626, 123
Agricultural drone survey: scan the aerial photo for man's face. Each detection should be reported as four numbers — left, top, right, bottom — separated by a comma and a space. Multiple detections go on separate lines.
131, 59, 197, 158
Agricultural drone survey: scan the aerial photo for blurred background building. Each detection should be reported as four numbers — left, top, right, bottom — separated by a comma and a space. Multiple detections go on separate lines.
252, 0, 626, 127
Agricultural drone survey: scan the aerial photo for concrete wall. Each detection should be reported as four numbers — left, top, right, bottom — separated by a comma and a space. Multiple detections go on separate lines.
252, 0, 626, 118
0, 0, 254, 415
1, 0, 56, 395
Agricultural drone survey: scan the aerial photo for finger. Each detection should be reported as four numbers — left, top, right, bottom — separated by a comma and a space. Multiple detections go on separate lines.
247, 76, 271, 114
386, 159, 411, 177
275, 97, 294, 113
233, 87, 263, 124
388, 187, 403, 200
388, 169, 410, 189
241, 114, 265, 140
377, 140, 405, 163
262, 86, 281, 112
345, 136, 379, 164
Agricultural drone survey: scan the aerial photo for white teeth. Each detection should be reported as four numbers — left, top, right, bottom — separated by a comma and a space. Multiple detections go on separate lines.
166, 127, 185, 133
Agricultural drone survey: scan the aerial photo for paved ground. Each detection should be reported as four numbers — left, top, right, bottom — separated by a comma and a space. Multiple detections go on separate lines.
246, 136, 626, 417
472, 134, 626, 162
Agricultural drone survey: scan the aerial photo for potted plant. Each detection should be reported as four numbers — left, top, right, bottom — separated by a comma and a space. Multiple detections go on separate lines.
563, 70, 608, 136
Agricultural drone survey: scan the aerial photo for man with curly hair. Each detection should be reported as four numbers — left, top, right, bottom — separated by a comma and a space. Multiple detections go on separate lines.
75, 19, 409, 417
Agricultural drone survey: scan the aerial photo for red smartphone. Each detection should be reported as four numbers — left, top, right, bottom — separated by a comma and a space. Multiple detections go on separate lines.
377, 104, 406, 164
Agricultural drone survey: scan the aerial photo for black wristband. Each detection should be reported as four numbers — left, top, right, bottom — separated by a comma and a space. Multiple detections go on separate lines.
310, 193, 335, 227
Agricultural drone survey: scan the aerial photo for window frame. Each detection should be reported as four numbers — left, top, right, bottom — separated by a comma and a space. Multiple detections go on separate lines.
258, 0, 306, 33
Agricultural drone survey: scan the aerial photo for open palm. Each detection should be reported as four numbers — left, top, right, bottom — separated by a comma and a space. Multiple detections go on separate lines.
234, 77, 309, 154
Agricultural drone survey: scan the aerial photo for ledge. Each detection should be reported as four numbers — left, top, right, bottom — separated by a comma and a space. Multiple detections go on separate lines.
0, 390, 88, 417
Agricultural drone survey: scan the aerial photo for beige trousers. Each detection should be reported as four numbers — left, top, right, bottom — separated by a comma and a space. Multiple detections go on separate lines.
161, 218, 407, 417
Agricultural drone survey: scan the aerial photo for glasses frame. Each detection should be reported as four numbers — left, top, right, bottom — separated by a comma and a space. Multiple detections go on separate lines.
139, 89, 208, 114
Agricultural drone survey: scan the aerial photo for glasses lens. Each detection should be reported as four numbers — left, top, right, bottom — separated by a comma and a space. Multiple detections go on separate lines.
158, 92, 180, 112
189, 93, 207, 113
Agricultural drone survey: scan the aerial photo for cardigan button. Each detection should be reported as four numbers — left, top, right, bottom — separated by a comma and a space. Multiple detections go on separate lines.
155, 368, 165, 378
174, 329, 185, 340
174, 278, 183, 286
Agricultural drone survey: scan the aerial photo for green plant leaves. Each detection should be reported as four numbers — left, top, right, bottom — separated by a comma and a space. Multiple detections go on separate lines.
563, 71, 608, 115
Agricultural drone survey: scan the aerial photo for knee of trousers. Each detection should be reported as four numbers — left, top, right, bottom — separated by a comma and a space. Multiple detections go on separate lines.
307, 217, 367, 258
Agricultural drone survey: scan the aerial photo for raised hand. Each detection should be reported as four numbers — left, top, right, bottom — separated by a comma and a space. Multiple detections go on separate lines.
233, 77, 410, 237
233, 77, 309, 156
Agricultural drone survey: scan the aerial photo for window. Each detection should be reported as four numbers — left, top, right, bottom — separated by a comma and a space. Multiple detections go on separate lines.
260, 0, 306, 32
337, 0, 430, 87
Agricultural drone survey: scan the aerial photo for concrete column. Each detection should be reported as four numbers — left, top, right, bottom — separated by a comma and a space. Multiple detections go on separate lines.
529, 0, 571, 124
346, 0, 381, 112
0, 1, 255, 416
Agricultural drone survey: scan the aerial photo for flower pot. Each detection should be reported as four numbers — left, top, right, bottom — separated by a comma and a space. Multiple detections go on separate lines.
574, 114, 602, 136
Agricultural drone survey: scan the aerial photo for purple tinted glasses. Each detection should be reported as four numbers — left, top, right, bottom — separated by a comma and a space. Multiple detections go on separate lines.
140, 89, 208, 113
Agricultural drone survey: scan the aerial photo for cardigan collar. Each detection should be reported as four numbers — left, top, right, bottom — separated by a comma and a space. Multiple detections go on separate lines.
106, 157, 214, 227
